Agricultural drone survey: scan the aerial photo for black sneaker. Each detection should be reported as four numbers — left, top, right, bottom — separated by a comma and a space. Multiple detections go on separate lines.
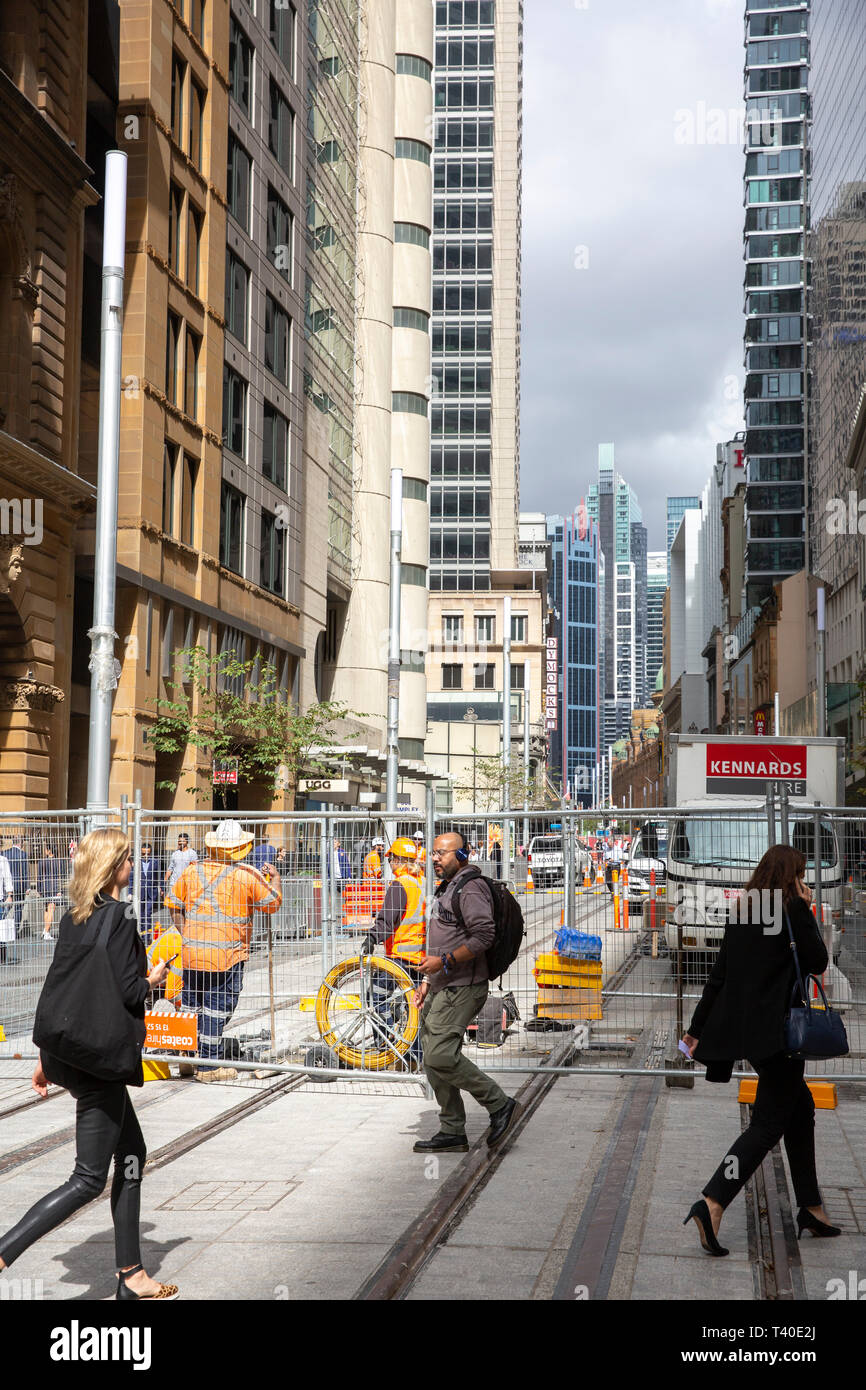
486, 1097, 520, 1148
413, 1132, 469, 1153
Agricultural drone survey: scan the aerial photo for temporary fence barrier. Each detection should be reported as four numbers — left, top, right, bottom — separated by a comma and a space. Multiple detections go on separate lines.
1, 796, 865, 1091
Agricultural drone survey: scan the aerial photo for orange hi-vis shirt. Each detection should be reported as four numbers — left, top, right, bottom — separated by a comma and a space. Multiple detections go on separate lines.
165, 859, 282, 972
363, 851, 383, 881
386, 871, 426, 966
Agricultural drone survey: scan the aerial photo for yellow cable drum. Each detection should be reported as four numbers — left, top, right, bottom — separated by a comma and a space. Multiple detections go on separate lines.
315, 954, 420, 1070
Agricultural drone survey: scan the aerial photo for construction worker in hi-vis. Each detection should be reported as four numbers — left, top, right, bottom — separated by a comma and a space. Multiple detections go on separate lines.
363, 837, 386, 881
360, 838, 426, 1068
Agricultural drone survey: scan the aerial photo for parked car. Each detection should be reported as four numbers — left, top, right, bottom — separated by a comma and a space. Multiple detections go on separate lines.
526, 834, 591, 889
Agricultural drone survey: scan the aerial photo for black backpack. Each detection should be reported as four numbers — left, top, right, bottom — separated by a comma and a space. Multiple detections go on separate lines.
444, 868, 525, 983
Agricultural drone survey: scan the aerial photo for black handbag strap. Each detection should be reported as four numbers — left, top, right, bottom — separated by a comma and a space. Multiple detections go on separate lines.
78, 897, 122, 949
784, 907, 828, 1013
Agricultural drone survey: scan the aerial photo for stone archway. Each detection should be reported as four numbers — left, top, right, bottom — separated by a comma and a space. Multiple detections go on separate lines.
0, 546, 64, 807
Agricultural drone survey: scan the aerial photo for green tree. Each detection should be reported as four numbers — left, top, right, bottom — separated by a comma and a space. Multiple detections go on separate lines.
148, 646, 358, 806
457, 755, 550, 813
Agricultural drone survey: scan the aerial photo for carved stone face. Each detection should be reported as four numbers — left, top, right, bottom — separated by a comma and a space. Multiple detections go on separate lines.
0, 541, 23, 594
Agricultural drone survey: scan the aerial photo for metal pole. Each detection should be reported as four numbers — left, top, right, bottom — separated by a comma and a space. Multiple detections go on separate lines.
87, 151, 127, 815
816, 586, 827, 738
132, 789, 142, 931
779, 779, 789, 844
385, 468, 403, 845
608, 745, 614, 807
502, 595, 512, 880
319, 817, 331, 975
774, 690, 780, 737
766, 782, 776, 847
523, 658, 530, 853
813, 808, 827, 962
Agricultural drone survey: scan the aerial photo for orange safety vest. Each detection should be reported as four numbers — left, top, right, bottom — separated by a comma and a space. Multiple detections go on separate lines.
385, 871, 426, 967
165, 860, 281, 972
147, 928, 183, 1005
363, 851, 383, 881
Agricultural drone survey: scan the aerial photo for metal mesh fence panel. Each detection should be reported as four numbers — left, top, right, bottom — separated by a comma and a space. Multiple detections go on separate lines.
2, 802, 864, 1089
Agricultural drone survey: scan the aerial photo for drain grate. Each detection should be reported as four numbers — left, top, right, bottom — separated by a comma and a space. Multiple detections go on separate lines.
157, 1180, 299, 1211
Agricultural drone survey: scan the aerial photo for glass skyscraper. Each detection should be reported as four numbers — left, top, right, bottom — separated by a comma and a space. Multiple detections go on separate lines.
646, 551, 667, 696
665, 496, 700, 585
742, 1, 810, 609
547, 509, 601, 806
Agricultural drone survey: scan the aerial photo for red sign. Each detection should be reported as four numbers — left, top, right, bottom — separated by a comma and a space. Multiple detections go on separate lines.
753, 710, 767, 736
705, 742, 807, 795
213, 760, 239, 785
734, 448, 745, 469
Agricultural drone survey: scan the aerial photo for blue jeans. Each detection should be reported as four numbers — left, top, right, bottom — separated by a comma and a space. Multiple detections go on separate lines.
182, 962, 245, 1062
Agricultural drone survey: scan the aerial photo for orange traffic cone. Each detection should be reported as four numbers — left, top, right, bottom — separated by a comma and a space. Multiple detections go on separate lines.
527, 865, 534, 893
583, 866, 591, 889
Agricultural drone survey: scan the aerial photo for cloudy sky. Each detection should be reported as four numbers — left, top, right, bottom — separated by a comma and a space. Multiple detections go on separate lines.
521, 0, 747, 551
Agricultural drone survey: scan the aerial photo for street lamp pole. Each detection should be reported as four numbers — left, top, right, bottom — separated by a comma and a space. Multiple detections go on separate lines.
385, 467, 403, 848
87, 151, 127, 816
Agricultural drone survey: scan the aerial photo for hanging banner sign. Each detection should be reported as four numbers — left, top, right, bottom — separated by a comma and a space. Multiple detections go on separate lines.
545, 637, 559, 732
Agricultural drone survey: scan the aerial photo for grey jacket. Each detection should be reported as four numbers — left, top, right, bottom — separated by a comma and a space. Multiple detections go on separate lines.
426, 866, 494, 994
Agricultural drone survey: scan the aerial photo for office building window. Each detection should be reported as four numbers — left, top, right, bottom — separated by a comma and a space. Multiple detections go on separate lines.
474, 663, 494, 690
189, 79, 205, 168
169, 183, 183, 275
166, 312, 182, 405
442, 663, 463, 690
230, 18, 253, 116
265, 294, 290, 385
402, 477, 428, 502
187, 205, 202, 293
395, 138, 431, 165
227, 134, 251, 232
394, 221, 430, 249
269, 0, 295, 72
402, 564, 427, 586
222, 365, 247, 457
260, 510, 285, 595
189, 0, 205, 43
269, 79, 294, 177
163, 442, 178, 535
442, 614, 463, 644
185, 329, 200, 420
511, 614, 527, 643
181, 454, 198, 546
396, 54, 433, 82
475, 614, 494, 644
263, 401, 289, 490
267, 185, 293, 281
220, 481, 245, 573
392, 391, 428, 416
171, 54, 186, 145
225, 250, 249, 344
393, 307, 430, 332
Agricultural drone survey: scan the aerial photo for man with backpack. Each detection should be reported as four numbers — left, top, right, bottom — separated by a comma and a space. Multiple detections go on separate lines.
412, 830, 520, 1154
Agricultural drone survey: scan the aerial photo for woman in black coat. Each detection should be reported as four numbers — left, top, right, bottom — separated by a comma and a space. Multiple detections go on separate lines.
682, 843, 841, 1255
0, 827, 179, 1299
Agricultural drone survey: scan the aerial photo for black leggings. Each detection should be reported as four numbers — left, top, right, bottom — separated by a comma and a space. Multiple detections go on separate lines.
703, 1053, 821, 1211
0, 1081, 147, 1270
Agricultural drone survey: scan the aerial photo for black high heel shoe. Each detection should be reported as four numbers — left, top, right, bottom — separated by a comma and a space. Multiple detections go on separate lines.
116, 1262, 180, 1300
796, 1208, 841, 1239
683, 1199, 729, 1256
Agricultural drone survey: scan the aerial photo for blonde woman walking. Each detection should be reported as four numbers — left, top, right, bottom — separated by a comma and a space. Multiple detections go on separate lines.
0, 827, 179, 1300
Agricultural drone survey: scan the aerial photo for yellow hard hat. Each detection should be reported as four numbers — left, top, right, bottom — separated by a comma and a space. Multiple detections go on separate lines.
387, 837, 418, 860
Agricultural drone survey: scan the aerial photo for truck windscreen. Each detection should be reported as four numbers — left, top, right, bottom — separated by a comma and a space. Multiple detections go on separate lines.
670, 817, 837, 868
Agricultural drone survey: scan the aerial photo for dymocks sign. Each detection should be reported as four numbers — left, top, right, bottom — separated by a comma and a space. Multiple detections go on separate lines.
705, 742, 807, 796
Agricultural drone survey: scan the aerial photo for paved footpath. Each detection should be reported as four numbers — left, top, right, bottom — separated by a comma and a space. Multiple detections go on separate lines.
0, 1065, 864, 1304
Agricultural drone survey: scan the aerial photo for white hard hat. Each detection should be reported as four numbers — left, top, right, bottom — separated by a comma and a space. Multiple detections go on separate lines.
413, 831, 424, 840
372, 838, 385, 847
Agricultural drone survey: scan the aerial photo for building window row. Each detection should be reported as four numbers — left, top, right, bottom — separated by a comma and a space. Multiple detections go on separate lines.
392, 391, 429, 417
163, 441, 198, 547
396, 54, 433, 82
395, 138, 432, 166
745, 38, 809, 66
432, 489, 491, 519
430, 530, 491, 561
435, 119, 494, 151
435, 38, 495, 69
435, 364, 491, 395
431, 404, 491, 436
434, 158, 493, 191
219, 480, 288, 596
435, 1, 496, 26
433, 321, 492, 353
177, 0, 206, 44
435, 79, 494, 110
171, 51, 207, 171
394, 221, 431, 249
393, 307, 430, 333
402, 477, 428, 502
434, 200, 493, 231
432, 281, 492, 312
432, 446, 491, 476
433, 240, 492, 272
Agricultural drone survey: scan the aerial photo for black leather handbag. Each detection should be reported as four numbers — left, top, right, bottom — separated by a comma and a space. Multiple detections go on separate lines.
33, 899, 145, 1080
783, 911, 849, 1061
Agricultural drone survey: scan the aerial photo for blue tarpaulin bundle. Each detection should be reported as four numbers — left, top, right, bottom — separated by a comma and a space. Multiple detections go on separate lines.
554, 928, 602, 961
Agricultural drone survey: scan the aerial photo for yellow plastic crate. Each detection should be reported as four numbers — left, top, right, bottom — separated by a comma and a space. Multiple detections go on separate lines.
537, 986, 603, 1022
534, 953, 602, 988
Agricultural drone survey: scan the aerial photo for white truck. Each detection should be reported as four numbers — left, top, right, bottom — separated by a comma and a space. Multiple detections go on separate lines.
665, 735, 845, 977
